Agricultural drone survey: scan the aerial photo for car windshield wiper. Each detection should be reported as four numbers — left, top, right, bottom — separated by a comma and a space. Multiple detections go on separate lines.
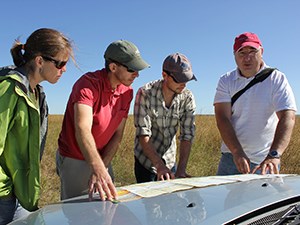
253, 203, 300, 225
277, 203, 300, 224
225, 197, 300, 225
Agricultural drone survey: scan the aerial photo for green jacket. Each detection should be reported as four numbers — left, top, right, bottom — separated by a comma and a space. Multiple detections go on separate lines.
0, 66, 48, 211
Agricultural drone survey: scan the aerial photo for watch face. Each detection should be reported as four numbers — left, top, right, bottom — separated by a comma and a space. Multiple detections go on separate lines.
271, 151, 277, 156
270, 150, 279, 158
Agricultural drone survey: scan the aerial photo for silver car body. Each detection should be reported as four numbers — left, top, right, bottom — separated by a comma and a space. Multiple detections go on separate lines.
9, 174, 300, 225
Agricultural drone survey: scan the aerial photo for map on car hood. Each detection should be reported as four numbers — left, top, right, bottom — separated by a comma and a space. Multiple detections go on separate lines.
117, 174, 295, 200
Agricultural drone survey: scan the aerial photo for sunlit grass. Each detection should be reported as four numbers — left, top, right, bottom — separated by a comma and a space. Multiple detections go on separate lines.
39, 115, 300, 207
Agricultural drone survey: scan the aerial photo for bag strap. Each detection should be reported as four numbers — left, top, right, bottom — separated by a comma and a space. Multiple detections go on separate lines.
231, 68, 276, 106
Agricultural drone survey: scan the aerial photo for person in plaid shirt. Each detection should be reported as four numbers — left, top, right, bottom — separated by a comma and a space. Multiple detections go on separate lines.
134, 53, 197, 183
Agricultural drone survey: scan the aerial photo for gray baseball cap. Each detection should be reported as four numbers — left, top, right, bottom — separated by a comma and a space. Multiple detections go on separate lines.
163, 53, 197, 83
104, 40, 150, 71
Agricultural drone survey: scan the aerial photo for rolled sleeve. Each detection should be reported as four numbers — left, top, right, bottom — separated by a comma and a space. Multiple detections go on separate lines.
179, 91, 196, 141
134, 88, 152, 137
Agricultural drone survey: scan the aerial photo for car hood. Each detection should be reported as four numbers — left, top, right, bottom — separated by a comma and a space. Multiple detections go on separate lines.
9, 174, 300, 225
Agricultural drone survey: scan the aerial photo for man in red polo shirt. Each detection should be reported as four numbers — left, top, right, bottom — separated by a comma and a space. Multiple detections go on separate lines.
56, 40, 149, 201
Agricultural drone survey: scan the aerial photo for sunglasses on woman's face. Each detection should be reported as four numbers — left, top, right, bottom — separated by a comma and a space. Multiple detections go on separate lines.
42, 56, 68, 69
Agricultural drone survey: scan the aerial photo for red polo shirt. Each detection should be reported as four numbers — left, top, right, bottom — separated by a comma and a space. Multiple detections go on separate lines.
58, 69, 133, 160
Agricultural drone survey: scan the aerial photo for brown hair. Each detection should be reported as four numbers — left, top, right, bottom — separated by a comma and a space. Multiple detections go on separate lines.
10, 28, 73, 67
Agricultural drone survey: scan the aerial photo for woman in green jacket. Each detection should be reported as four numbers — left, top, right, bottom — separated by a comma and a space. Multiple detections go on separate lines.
0, 28, 73, 225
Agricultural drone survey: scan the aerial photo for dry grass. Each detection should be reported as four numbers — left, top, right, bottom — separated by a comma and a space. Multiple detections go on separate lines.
39, 115, 300, 207
40, 115, 63, 206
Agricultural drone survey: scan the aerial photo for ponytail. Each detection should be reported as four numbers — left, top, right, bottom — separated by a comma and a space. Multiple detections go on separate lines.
10, 41, 26, 67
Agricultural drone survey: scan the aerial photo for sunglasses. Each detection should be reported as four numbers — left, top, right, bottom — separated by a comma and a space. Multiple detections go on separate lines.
164, 70, 179, 83
109, 59, 135, 73
42, 56, 68, 69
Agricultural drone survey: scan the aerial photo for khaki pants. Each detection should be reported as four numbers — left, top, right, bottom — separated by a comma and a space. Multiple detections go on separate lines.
56, 150, 114, 200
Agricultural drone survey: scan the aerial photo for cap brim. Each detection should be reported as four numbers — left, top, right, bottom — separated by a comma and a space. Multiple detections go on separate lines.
172, 72, 197, 83
236, 42, 261, 52
192, 74, 197, 81
126, 56, 150, 71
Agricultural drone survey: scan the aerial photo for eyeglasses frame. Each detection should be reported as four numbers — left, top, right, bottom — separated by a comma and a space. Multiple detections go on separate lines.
42, 56, 68, 69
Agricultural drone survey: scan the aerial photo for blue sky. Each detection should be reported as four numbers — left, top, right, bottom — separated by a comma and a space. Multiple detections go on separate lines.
1, 0, 299, 114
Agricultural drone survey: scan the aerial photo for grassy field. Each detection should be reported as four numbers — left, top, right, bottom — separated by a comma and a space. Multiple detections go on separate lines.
39, 115, 300, 207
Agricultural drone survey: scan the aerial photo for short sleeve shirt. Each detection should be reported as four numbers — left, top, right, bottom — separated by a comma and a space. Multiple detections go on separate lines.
213, 64, 297, 164
134, 79, 196, 172
58, 69, 133, 160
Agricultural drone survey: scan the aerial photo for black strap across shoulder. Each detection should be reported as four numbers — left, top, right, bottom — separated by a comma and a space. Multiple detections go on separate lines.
231, 68, 276, 106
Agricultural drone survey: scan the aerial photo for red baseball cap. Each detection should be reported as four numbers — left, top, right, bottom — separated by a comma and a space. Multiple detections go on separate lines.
233, 32, 262, 53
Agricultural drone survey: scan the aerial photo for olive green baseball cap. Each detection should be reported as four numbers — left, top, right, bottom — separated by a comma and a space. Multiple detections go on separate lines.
104, 40, 150, 71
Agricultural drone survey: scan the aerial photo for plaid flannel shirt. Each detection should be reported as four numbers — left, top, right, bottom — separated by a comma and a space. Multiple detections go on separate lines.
134, 79, 196, 172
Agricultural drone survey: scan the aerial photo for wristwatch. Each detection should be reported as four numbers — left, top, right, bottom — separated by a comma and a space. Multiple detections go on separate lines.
268, 150, 281, 158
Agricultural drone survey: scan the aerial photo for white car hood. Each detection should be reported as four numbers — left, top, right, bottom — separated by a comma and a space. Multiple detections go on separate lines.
9, 174, 300, 225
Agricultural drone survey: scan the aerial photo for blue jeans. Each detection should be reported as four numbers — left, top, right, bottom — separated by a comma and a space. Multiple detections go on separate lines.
217, 152, 262, 175
0, 196, 30, 225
